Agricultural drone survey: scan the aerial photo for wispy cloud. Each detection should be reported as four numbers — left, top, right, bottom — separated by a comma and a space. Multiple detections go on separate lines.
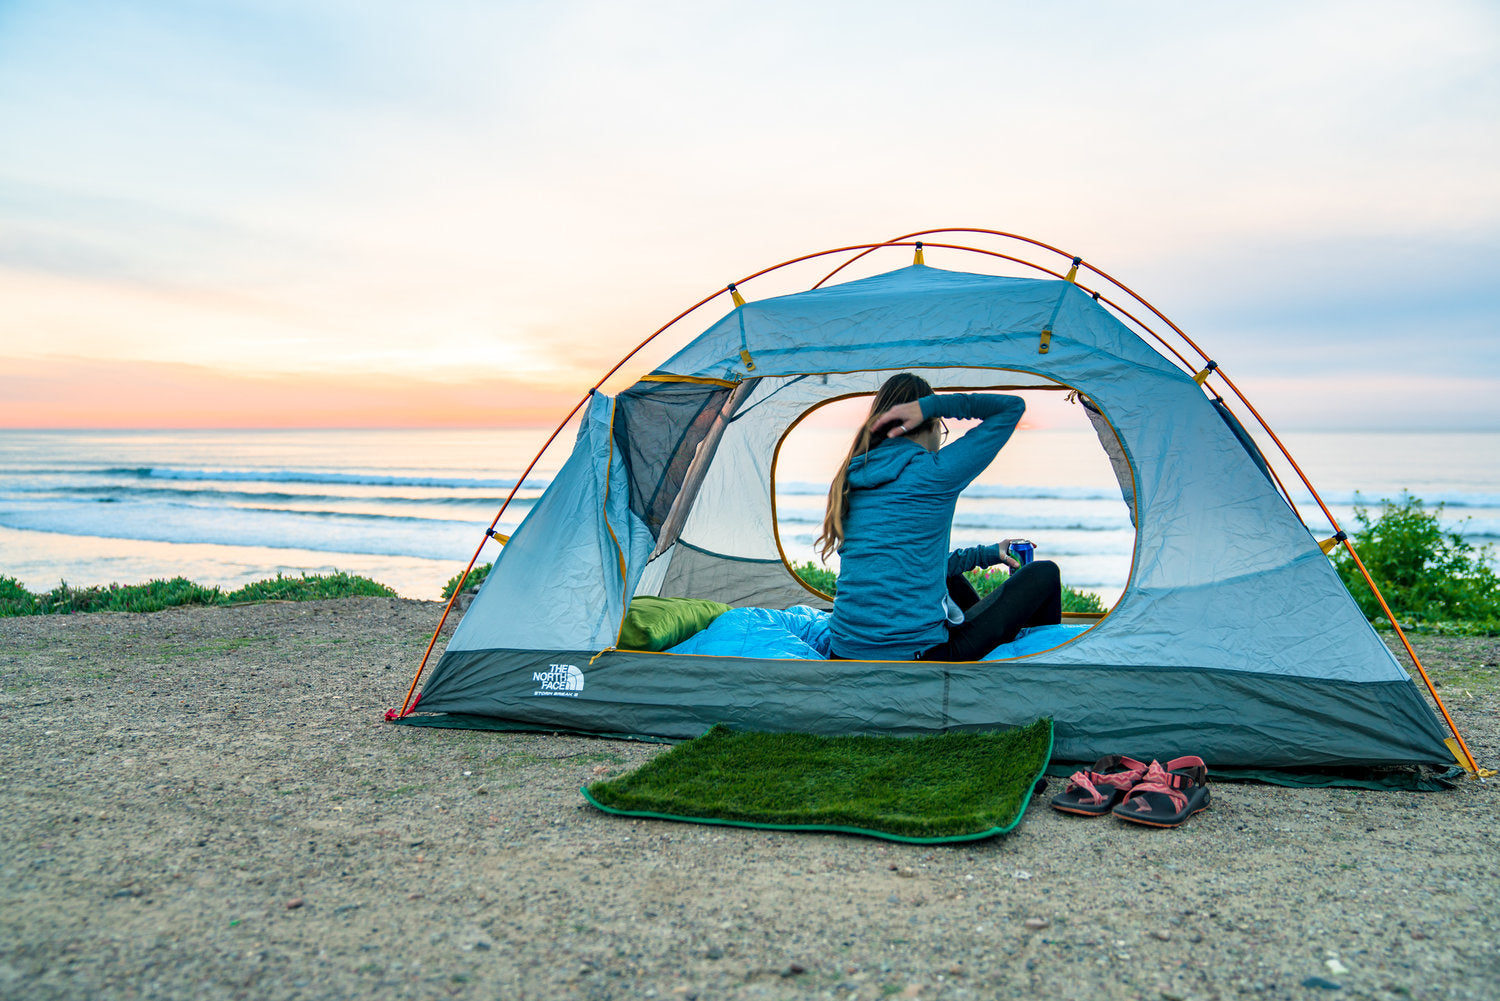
1, 0, 1496, 428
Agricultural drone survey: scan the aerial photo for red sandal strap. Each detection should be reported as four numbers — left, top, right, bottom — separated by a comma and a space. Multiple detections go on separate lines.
1065, 755, 1149, 804
1121, 760, 1192, 814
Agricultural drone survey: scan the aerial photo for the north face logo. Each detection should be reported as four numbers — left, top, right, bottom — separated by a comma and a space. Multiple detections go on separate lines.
532, 664, 584, 696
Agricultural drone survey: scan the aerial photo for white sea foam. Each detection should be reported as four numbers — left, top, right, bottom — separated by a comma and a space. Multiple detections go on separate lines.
1, 428, 1495, 598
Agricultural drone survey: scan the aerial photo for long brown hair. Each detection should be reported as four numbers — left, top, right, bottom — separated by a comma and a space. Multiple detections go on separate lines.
814, 373, 937, 560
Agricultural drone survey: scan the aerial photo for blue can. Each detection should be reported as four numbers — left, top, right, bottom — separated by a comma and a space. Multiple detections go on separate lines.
1009, 541, 1036, 566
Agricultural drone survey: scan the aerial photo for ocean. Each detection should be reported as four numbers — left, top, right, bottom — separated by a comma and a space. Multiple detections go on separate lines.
2, 427, 1497, 602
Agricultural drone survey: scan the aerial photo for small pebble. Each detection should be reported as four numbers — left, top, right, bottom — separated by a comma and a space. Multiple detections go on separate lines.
1301, 976, 1342, 990
1152, 929, 1172, 941
1024, 918, 1049, 929
896, 867, 916, 878
1410, 930, 1427, 940
285, 898, 304, 910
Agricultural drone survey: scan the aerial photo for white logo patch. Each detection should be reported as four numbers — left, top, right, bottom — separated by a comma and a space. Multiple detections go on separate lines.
531, 663, 584, 697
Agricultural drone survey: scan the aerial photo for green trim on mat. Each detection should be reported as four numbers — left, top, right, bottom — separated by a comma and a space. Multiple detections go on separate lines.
578, 787, 1038, 844
582, 719, 1053, 843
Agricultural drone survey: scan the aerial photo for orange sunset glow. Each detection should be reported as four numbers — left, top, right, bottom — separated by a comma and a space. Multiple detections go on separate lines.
1, 3, 1496, 431
1, 356, 582, 429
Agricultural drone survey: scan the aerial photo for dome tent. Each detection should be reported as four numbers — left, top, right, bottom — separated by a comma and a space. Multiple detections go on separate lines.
392, 232, 1473, 784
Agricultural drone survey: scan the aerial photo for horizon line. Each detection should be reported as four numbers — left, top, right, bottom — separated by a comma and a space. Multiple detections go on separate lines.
5, 423, 1500, 434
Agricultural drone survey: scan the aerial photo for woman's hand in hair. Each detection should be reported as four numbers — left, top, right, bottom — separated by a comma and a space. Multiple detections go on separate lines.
870, 401, 926, 438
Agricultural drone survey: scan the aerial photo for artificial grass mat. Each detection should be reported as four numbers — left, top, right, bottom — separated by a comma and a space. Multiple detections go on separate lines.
581, 718, 1053, 843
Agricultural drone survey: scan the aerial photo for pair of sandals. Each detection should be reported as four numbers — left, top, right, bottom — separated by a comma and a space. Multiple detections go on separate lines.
1049, 754, 1211, 827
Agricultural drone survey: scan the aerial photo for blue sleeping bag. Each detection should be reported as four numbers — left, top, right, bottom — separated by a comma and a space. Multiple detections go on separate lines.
663, 606, 1089, 660
664, 605, 832, 659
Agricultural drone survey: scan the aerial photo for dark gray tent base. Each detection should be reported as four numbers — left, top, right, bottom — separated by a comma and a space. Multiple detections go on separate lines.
390, 715, 1456, 791
401, 647, 1456, 790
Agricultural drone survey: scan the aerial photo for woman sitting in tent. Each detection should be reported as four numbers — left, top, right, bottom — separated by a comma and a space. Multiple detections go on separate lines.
817, 373, 1062, 661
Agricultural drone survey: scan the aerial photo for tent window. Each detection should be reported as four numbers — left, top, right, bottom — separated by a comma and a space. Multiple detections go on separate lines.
774, 385, 1137, 612
614, 381, 733, 539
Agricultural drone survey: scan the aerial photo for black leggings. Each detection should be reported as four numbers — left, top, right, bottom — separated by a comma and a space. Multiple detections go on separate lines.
917, 560, 1062, 662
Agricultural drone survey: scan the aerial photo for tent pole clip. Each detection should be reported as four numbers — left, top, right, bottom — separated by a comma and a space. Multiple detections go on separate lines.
1038, 327, 1052, 354
914, 241, 925, 266
1065, 257, 1082, 283
1318, 530, 1348, 555
486, 528, 511, 545
1192, 360, 1218, 385
728, 283, 746, 308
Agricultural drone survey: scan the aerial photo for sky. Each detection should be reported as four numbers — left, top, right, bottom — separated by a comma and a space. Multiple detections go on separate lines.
1, 0, 1497, 430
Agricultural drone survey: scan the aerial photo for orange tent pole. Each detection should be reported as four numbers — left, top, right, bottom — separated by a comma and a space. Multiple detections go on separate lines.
1338, 538, 1480, 774
399, 242, 961, 714
395, 232, 1484, 776
397, 285, 740, 715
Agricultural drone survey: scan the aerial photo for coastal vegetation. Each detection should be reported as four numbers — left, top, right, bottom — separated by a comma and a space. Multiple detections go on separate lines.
0, 572, 395, 616
1333, 494, 1500, 635
441, 563, 493, 599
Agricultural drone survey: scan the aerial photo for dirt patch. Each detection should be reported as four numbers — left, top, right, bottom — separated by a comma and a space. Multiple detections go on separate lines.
3, 599, 1497, 1000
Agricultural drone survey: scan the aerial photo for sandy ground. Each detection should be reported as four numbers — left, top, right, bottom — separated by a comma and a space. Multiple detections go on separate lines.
1, 598, 1496, 1001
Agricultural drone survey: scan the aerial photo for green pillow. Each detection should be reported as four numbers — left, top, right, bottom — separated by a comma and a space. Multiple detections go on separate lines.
618, 596, 732, 651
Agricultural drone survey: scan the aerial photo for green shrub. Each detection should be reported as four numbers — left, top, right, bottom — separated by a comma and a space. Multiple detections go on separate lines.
0, 572, 395, 617
0, 576, 38, 616
34, 577, 223, 615
790, 561, 1107, 613
1333, 494, 1500, 634
790, 561, 837, 595
441, 562, 492, 600
225, 572, 396, 603
964, 566, 1009, 598
1060, 586, 1107, 614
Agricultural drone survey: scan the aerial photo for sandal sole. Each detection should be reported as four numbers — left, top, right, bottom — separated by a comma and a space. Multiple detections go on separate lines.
1111, 803, 1210, 828
1049, 799, 1119, 817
